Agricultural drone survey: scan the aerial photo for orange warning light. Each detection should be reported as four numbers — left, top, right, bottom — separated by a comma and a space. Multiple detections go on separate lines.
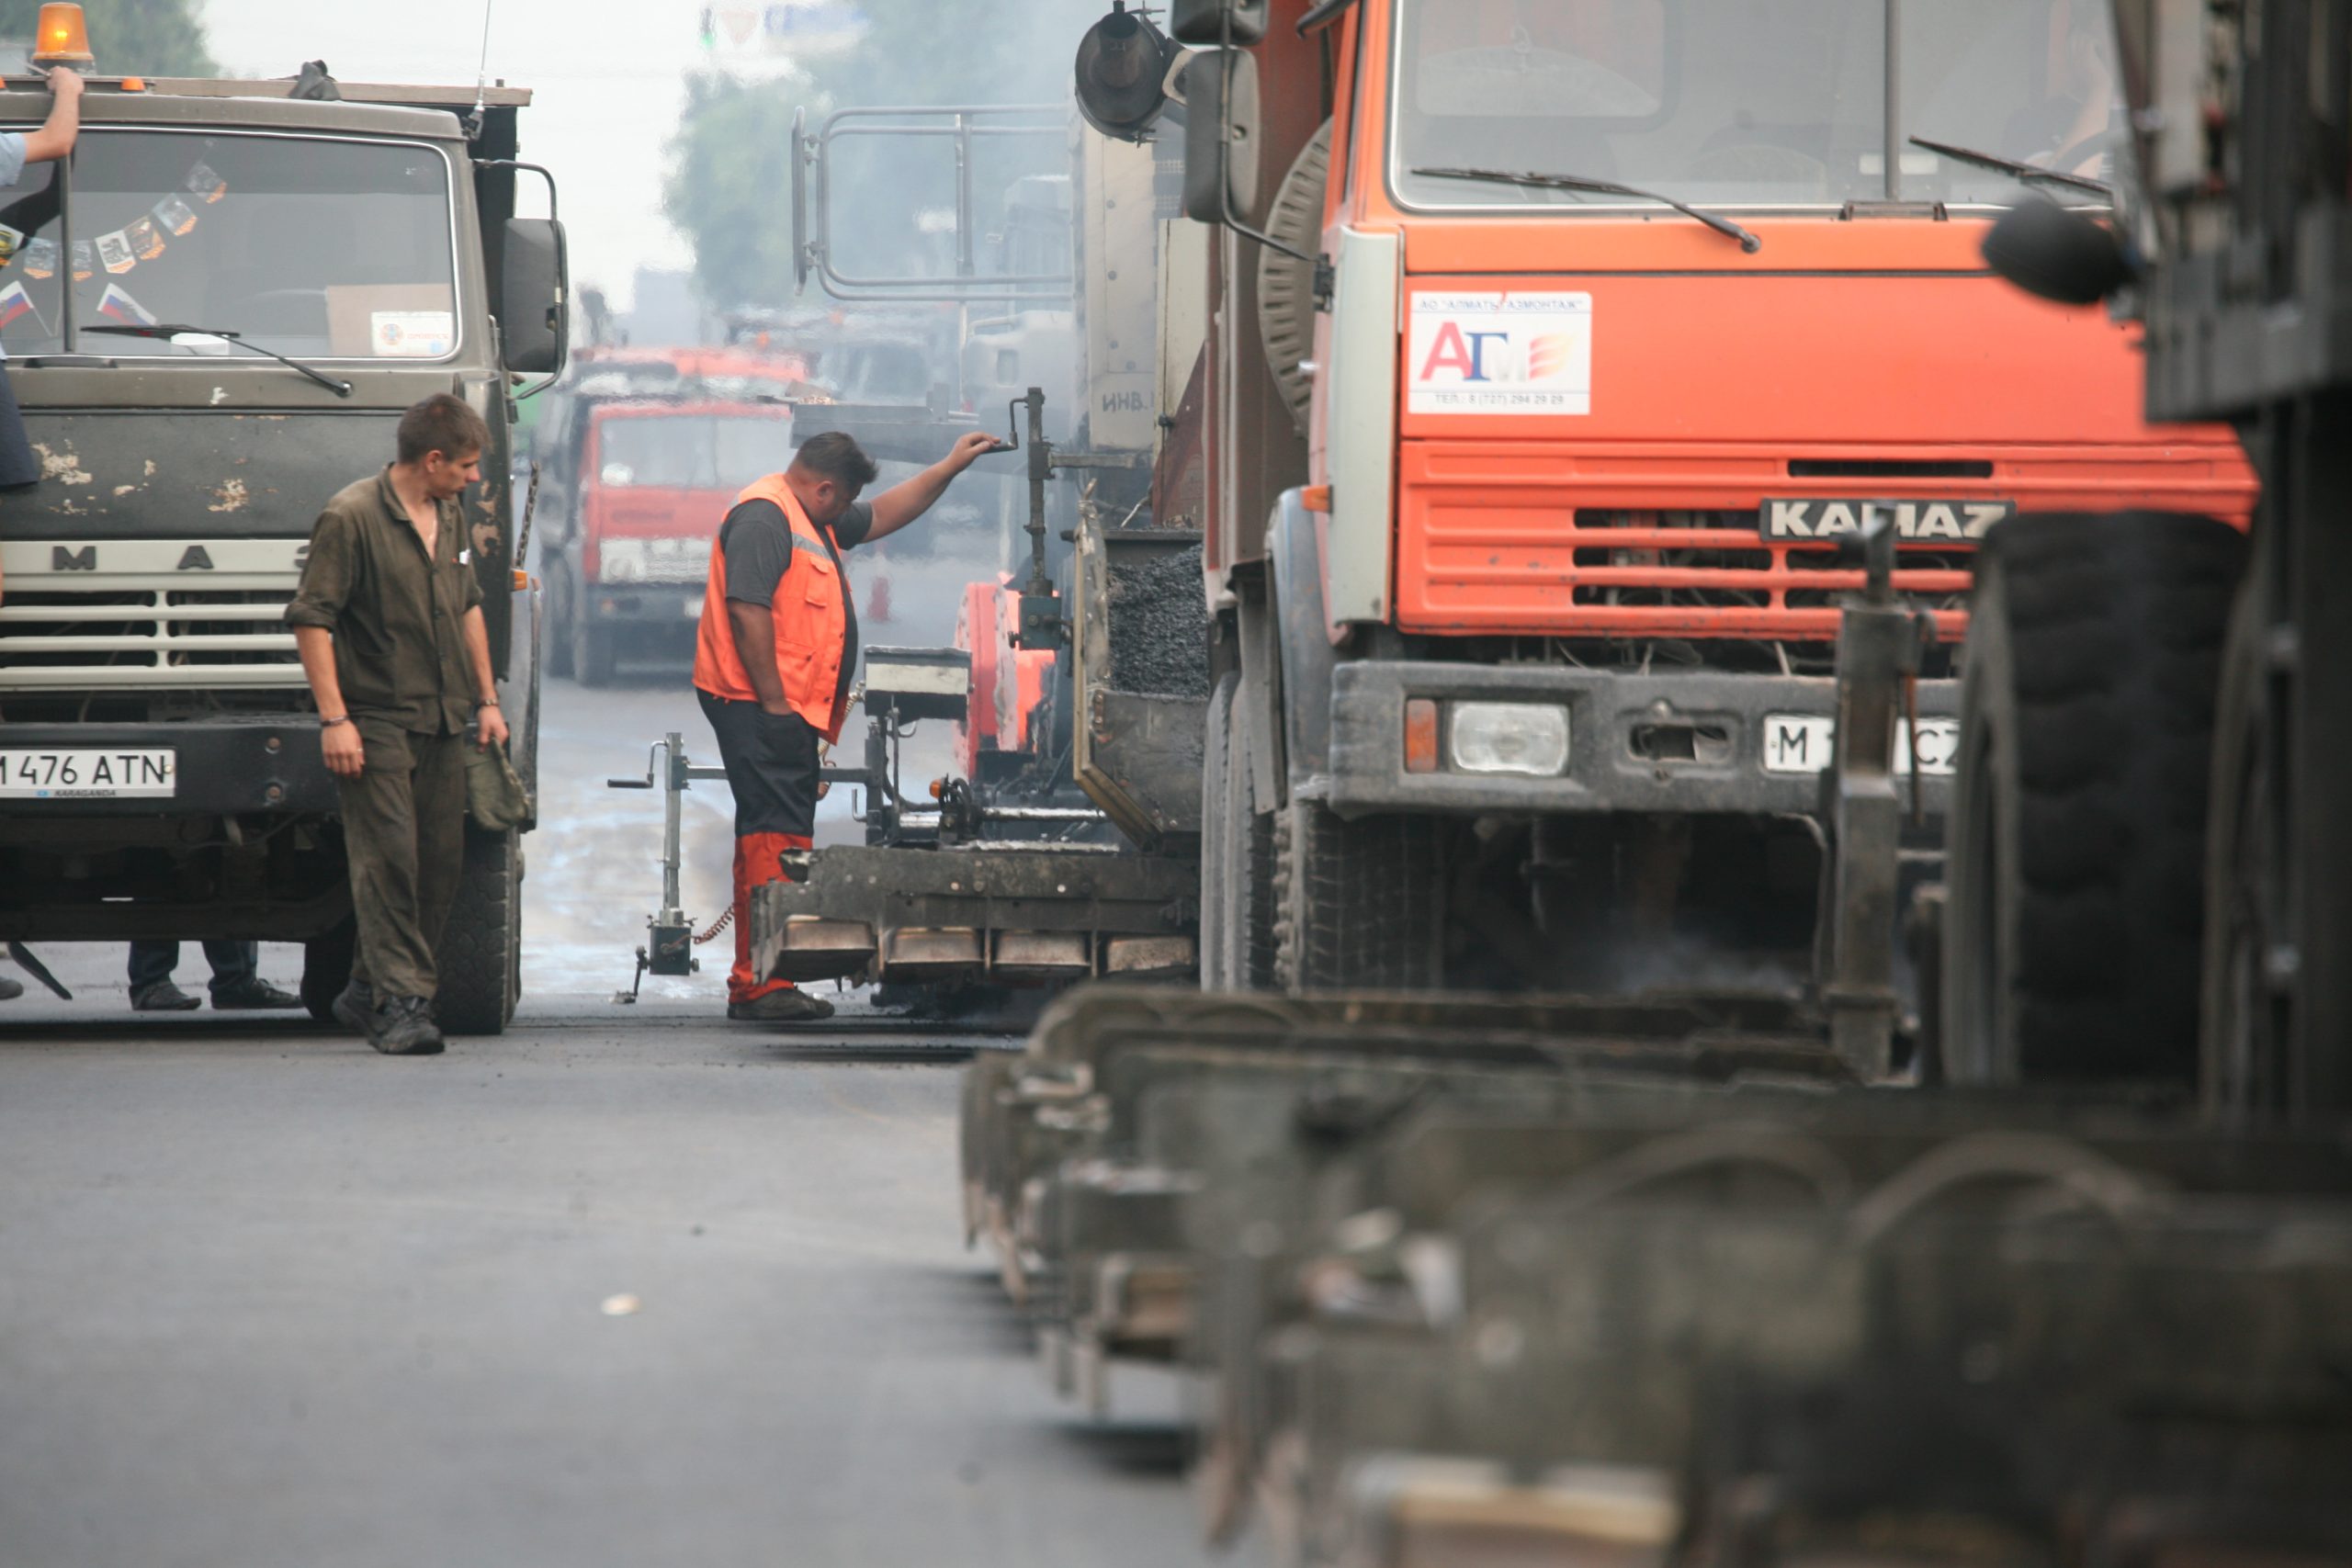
1404, 699, 1442, 773
30, 5, 94, 67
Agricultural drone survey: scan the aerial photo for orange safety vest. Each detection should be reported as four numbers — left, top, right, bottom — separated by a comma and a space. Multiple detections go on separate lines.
691, 474, 853, 742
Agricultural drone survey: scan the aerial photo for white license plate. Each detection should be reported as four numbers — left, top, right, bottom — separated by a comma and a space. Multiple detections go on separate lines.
1760, 716, 1958, 776
0, 748, 177, 798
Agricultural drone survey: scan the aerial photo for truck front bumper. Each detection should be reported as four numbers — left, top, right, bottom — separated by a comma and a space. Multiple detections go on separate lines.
0, 716, 338, 817
587, 581, 705, 627
1324, 662, 1959, 818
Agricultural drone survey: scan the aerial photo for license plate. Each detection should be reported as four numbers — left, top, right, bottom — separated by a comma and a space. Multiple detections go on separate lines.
685, 594, 706, 619
1759, 498, 2015, 541
0, 748, 176, 798
1760, 716, 1958, 776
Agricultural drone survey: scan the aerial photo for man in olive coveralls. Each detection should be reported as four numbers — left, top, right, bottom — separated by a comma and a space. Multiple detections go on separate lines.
288, 395, 510, 1055
693, 428, 1002, 1022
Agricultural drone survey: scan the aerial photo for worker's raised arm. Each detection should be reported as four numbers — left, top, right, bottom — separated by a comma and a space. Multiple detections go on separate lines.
864, 430, 1006, 543
19, 67, 83, 164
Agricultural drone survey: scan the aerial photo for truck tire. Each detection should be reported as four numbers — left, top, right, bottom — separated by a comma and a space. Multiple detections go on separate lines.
1272, 800, 1442, 994
572, 615, 616, 688
1940, 512, 2245, 1084
301, 915, 356, 1025
1227, 684, 1278, 989
437, 823, 521, 1034
1199, 674, 1235, 990
2201, 581, 2275, 1111
547, 563, 576, 680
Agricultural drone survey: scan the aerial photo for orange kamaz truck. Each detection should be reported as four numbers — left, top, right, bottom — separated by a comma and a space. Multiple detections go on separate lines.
1148, 0, 2257, 992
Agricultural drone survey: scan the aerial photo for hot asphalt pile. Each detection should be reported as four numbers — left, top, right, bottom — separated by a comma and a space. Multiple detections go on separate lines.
1105, 542, 1210, 698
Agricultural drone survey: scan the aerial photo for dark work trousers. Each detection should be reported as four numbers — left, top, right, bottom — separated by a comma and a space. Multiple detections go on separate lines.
336, 720, 468, 1002
128, 940, 257, 997
698, 690, 820, 1004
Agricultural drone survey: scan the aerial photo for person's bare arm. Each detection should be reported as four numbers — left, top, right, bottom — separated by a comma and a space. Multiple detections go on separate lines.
727, 602, 793, 715
294, 626, 365, 778
864, 430, 1007, 543
460, 606, 509, 749
20, 68, 83, 164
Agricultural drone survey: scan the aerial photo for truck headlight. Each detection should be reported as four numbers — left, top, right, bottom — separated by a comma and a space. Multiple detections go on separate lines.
1449, 702, 1570, 776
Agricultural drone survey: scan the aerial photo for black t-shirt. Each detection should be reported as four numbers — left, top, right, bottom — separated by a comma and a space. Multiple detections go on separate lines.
718, 497, 873, 716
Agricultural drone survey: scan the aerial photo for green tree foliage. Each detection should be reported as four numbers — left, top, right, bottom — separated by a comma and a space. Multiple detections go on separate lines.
665, 0, 1105, 309
0, 0, 217, 76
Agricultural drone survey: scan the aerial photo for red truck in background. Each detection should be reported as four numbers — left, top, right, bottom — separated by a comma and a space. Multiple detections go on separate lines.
538, 397, 797, 684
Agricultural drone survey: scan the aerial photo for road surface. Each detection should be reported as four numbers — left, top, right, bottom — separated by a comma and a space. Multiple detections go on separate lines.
0, 673, 1198, 1568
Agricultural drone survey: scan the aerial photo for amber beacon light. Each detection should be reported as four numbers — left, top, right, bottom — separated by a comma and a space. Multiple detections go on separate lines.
30, 4, 95, 68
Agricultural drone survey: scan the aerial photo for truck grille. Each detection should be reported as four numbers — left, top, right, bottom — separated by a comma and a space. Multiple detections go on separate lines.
1398, 506, 1973, 640
0, 540, 305, 686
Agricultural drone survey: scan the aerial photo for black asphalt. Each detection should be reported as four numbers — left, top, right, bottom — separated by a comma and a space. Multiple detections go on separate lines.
0, 999, 1201, 1568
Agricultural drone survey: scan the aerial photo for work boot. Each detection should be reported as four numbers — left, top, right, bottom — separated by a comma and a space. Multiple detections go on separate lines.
726, 987, 835, 1023
332, 977, 376, 1039
371, 996, 446, 1055
212, 976, 303, 1010
130, 979, 203, 1012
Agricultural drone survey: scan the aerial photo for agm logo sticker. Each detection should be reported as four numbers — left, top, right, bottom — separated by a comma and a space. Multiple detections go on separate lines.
1759, 499, 2016, 541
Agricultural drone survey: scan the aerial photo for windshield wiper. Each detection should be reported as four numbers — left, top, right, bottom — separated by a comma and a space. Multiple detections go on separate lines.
1906, 138, 2109, 199
1411, 166, 1761, 253
81, 324, 355, 398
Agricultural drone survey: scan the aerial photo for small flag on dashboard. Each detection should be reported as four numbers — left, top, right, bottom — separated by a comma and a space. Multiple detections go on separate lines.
96, 284, 159, 327
0, 280, 35, 332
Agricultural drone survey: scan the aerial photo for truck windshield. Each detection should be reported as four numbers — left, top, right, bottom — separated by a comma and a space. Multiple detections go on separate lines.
0, 130, 456, 359
594, 414, 796, 491
1391, 0, 2125, 212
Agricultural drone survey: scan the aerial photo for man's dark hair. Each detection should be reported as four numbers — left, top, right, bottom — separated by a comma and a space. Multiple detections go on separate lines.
791, 431, 880, 491
397, 393, 491, 466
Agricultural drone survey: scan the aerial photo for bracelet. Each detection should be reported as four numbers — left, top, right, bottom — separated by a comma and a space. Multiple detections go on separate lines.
322, 715, 351, 728
477, 699, 501, 710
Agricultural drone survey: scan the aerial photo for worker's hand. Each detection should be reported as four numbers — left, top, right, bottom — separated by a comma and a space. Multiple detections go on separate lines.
949, 430, 1008, 469
475, 705, 510, 751
758, 696, 795, 719
322, 723, 365, 779
45, 66, 83, 102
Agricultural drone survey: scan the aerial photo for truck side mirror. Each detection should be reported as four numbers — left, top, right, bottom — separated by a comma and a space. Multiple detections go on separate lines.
1182, 48, 1261, 225
1982, 198, 2134, 308
1170, 0, 1265, 45
501, 216, 569, 375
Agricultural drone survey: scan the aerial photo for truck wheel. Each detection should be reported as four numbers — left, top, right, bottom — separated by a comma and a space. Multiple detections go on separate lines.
1940, 512, 2245, 1084
1199, 674, 1235, 990
1225, 680, 1278, 990
301, 915, 356, 1025
572, 615, 616, 688
2201, 581, 2276, 1111
437, 824, 521, 1035
1272, 800, 1442, 994
547, 565, 576, 680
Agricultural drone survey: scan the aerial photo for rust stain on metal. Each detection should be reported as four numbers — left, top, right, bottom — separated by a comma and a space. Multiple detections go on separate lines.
209, 479, 251, 513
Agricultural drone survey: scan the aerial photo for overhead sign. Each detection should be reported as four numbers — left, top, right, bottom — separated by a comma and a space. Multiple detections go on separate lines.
1408, 290, 1592, 416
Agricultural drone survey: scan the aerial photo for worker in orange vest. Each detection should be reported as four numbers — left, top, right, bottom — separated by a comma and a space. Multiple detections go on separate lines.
691, 428, 1005, 1021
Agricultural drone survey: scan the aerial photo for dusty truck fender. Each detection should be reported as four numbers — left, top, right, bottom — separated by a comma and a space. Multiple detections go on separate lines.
1262, 486, 1340, 807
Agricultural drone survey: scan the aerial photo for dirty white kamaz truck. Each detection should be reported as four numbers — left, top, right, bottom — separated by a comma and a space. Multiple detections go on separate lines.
0, 70, 566, 1031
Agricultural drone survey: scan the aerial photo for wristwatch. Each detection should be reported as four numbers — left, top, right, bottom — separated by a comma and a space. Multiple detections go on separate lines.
322, 715, 351, 729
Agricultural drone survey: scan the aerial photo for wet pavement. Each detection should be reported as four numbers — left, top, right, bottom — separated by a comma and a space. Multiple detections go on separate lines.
0, 672, 1201, 1568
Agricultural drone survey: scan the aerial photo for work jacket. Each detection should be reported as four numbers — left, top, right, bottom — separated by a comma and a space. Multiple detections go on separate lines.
692, 474, 852, 742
